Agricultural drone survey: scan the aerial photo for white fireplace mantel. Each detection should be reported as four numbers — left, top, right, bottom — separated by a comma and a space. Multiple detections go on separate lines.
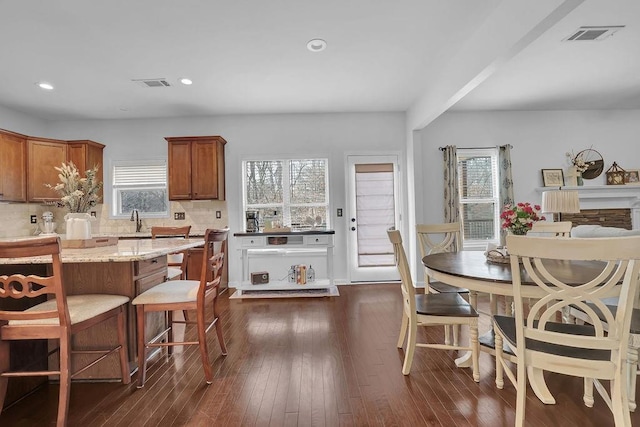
536, 185, 640, 229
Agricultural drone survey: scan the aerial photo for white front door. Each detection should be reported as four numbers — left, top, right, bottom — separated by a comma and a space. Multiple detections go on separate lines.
346, 154, 401, 283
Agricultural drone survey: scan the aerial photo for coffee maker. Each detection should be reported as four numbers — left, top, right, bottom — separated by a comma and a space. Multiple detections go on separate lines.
246, 211, 259, 233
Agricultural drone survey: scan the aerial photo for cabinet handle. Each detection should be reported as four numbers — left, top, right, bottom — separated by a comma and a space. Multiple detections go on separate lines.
315, 238, 319, 242
151, 259, 158, 264
351, 227, 356, 231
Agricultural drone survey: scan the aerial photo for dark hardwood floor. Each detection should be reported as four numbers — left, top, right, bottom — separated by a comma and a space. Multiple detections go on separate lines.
1, 284, 638, 426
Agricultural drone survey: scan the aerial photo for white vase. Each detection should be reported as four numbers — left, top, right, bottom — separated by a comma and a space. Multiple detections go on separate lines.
65, 213, 93, 240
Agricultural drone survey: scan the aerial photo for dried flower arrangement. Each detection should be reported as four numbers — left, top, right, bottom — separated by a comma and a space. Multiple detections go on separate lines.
566, 150, 595, 173
46, 162, 102, 213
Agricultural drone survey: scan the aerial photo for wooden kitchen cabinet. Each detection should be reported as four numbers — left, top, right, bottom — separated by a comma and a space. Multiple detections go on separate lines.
166, 136, 226, 200
27, 137, 68, 202
67, 139, 105, 199
0, 130, 27, 202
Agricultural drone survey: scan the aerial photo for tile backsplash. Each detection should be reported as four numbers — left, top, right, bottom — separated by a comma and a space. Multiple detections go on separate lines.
0, 200, 228, 238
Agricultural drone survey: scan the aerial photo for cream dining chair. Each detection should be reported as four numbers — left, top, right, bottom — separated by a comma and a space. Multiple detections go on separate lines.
529, 220, 573, 237
570, 298, 640, 412
500, 221, 573, 318
493, 234, 640, 427
388, 228, 479, 380
416, 223, 470, 346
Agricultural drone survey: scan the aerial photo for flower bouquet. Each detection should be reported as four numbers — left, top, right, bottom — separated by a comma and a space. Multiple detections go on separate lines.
500, 202, 545, 236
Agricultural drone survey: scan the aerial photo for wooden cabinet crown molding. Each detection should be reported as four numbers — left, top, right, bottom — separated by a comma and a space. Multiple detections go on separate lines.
165, 135, 227, 201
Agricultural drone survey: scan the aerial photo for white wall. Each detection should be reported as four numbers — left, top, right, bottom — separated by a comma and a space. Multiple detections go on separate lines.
416, 109, 640, 226
0, 104, 48, 135
45, 112, 406, 284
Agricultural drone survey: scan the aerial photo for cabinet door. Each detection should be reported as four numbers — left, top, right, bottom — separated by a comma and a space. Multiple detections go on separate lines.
0, 132, 27, 202
191, 140, 218, 199
27, 139, 67, 202
168, 140, 192, 200
186, 247, 204, 281
67, 140, 105, 200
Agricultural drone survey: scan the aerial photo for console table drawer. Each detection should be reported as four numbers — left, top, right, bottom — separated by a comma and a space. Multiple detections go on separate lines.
240, 236, 266, 248
304, 235, 330, 245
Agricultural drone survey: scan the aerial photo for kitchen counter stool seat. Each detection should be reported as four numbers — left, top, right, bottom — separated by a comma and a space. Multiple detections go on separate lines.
0, 236, 131, 427
132, 228, 229, 388
151, 225, 192, 280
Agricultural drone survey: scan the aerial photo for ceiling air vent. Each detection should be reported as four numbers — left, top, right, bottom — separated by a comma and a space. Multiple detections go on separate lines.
132, 78, 171, 88
563, 26, 624, 41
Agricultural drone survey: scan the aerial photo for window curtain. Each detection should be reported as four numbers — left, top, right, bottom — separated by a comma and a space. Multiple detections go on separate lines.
498, 144, 514, 245
442, 145, 459, 223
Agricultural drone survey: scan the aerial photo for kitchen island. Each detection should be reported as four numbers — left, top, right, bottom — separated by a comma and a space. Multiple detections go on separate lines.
0, 237, 205, 404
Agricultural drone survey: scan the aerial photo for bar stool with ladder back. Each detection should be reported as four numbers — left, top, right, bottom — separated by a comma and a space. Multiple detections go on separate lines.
0, 236, 131, 427
132, 228, 229, 387
151, 225, 192, 281
151, 225, 192, 321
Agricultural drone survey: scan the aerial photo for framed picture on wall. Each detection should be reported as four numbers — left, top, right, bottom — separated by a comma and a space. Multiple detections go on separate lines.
541, 169, 564, 187
624, 169, 640, 184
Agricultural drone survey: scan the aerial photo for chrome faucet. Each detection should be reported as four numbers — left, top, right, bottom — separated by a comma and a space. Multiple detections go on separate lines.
130, 209, 142, 232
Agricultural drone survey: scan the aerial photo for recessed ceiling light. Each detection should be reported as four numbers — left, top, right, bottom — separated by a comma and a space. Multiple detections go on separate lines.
179, 77, 193, 85
36, 82, 54, 90
306, 39, 327, 52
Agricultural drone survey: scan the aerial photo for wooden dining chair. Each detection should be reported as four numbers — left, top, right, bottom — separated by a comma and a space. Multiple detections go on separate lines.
416, 223, 471, 346
132, 228, 229, 388
388, 228, 479, 380
500, 221, 573, 318
569, 298, 640, 412
493, 234, 640, 427
151, 225, 192, 280
529, 220, 572, 237
0, 236, 131, 427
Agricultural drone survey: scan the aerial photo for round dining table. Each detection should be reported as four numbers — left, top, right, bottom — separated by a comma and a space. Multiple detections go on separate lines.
422, 250, 616, 406
423, 251, 609, 299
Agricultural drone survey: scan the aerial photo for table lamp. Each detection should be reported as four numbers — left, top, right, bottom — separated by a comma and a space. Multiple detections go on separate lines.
541, 189, 580, 221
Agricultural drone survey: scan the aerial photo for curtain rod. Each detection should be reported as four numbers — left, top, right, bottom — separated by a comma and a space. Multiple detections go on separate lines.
438, 144, 513, 151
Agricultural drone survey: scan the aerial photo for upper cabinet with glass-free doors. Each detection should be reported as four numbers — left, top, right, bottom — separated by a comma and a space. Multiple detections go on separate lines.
166, 136, 227, 201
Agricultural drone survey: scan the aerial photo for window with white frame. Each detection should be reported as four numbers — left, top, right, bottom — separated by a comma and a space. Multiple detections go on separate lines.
243, 159, 330, 229
457, 148, 500, 249
112, 160, 168, 218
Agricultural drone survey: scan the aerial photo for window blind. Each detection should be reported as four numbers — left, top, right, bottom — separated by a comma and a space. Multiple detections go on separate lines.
113, 163, 166, 187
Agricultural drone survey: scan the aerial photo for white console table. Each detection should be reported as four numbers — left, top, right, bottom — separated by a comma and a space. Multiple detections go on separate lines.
232, 230, 336, 299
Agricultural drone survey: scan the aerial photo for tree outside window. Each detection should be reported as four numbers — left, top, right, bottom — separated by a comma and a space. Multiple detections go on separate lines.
244, 159, 329, 229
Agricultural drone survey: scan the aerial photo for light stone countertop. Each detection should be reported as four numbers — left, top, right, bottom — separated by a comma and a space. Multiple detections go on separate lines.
0, 237, 205, 264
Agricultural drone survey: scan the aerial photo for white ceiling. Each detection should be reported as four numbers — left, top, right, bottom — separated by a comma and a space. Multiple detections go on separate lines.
0, 1, 637, 121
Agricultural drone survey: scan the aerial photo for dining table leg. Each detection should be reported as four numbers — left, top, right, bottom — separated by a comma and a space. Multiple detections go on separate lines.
454, 290, 480, 368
